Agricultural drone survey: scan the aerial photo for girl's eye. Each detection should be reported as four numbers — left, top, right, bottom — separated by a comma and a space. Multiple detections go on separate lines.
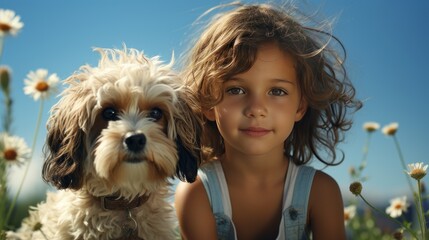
148, 107, 163, 121
269, 88, 287, 96
102, 107, 120, 121
226, 87, 245, 95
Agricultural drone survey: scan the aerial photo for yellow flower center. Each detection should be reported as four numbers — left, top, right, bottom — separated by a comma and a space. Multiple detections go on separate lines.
344, 212, 350, 221
394, 203, 403, 210
410, 169, 426, 180
3, 148, 17, 161
365, 126, 377, 132
0, 22, 12, 32
36, 81, 49, 92
385, 128, 397, 135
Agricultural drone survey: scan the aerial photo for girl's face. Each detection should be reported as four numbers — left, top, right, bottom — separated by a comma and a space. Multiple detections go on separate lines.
205, 42, 307, 157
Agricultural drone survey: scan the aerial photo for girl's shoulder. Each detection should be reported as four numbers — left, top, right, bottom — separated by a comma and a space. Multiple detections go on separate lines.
175, 176, 207, 205
309, 170, 343, 207
312, 170, 339, 189
308, 170, 346, 239
175, 176, 218, 240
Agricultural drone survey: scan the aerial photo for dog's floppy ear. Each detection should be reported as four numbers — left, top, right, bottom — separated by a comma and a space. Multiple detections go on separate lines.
42, 79, 92, 190
175, 137, 199, 182
173, 87, 202, 183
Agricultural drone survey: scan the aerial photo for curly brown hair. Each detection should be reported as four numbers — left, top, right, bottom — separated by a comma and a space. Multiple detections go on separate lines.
182, 2, 362, 166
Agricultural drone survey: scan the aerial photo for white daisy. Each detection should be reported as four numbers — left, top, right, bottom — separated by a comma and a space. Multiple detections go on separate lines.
406, 162, 428, 180
23, 69, 60, 101
344, 205, 356, 225
0, 134, 31, 166
382, 122, 399, 136
363, 122, 380, 133
386, 196, 408, 218
0, 9, 24, 37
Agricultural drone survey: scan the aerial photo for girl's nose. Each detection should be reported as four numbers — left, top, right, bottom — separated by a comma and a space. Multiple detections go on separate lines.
244, 96, 267, 118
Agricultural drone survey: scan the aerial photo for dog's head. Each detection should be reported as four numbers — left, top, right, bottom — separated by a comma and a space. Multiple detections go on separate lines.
42, 47, 201, 195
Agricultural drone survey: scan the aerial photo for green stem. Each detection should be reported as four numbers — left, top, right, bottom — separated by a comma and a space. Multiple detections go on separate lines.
358, 133, 372, 179
3, 95, 12, 134
361, 133, 372, 167
349, 133, 373, 206
0, 35, 7, 230
350, 133, 372, 183
0, 36, 4, 63
4, 99, 44, 227
0, 162, 6, 230
417, 180, 427, 239
358, 193, 418, 239
0, 36, 12, 134
393, 135, 415, 192
392, 135, 424, 237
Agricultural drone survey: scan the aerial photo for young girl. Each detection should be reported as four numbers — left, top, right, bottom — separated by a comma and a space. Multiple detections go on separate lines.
175, 2, 362, 239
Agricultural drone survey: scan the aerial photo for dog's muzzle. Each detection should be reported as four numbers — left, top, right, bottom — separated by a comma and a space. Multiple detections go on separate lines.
123, 133, 146, 163
124, 132, 146, 152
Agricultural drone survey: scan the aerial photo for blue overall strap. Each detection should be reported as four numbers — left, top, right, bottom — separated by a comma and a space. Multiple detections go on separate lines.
283, 165, 316, 239
198, 162, 236, 240
198, 162, 224, 213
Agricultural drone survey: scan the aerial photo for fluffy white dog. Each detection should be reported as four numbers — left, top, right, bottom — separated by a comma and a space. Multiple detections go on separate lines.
7, 47, 201, 240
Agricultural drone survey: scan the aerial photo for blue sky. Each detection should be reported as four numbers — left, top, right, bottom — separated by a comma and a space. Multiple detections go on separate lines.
2, 0, 429, 206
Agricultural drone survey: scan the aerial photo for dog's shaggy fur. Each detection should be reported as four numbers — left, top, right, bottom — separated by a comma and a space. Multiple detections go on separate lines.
7, 47, 201, 240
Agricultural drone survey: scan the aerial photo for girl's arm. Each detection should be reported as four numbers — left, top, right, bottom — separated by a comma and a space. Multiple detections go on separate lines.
175, 177, 218, 240
309, 171, 346, 240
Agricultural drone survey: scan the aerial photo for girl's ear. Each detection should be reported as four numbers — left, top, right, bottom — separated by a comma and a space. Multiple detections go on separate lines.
203, 108, 216, 121
295, 98, 308, 122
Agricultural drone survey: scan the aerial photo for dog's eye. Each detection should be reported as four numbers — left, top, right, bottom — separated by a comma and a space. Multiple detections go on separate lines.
147, 107, 162, 121
102, 107, 119, 121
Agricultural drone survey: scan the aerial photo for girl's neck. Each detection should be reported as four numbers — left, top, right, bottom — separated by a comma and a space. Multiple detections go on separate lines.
220, 148, 289, 186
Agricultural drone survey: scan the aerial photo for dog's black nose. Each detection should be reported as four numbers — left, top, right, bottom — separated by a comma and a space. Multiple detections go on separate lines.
124, 133, 146, 152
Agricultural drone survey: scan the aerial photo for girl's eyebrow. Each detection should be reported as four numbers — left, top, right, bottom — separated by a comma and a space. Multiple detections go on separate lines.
271, 78, 295, 85
226, 77, 242, 82
228, 77, 295, 85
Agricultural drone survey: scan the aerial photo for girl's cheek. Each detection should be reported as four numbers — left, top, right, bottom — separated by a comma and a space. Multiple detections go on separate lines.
221, 96, 243, 106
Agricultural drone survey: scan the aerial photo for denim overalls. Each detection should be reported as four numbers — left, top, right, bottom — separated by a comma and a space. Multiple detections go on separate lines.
199, 160, 316, 240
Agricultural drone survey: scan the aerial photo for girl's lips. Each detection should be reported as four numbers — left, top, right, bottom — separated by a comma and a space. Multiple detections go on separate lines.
240, 127, 271, 137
